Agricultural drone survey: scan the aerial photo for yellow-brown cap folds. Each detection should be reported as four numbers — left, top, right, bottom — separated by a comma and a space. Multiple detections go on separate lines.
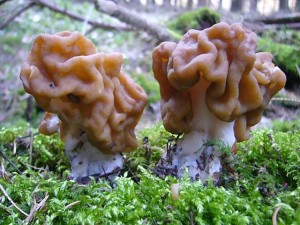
153, 22, 286, 142
20, 31, 147, 154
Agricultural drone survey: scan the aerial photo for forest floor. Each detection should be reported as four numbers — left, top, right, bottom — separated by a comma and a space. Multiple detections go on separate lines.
0, 3, 299, 224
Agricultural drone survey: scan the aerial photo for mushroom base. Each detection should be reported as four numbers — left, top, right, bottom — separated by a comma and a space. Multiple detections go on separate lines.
64, 134, 123, 183
155, 131, 230, 183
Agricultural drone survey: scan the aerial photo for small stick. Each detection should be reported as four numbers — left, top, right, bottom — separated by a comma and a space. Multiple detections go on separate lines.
267, 133, 280, 153
272, 206, 282, 225
1, 158, 11, 182
0, 148, 22, 174
13, 140, 16, 154
25, 194, 49, 224
1, 158, 5, 175
189, 208, 195, 225
17, 132, 39, 140
64, 201, 81, 210
0, 183, 29, 217
29, 130, 34, 165
19, 161, 47, 173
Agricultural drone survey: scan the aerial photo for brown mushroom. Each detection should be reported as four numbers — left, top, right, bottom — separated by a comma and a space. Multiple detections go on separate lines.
20, 31, 147, 180
152, 22, 286, 181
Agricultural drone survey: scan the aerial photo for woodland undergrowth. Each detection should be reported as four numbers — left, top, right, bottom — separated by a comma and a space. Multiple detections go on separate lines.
0, 124, 299, 224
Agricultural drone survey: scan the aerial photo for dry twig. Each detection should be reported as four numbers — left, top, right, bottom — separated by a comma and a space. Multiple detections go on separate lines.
29, 130, 34, 166
0, 183, 29, 217
1, 158, 11, 182
64, 201, 81, 210
13, 140, 17, 155
0, 0, 132, 31
34, 0, 131, 31
272, 206, 282, 225
25, 193, 49, 224
0, 2, 35, 30
0, 148, 22, 174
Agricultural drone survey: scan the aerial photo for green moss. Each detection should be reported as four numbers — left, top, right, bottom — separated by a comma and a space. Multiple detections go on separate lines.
0, 126, 299, 224
168, 7, 221, 35
132, 73, 160, 104
236, 129, 300, 189
0, 127, 67, 175
272, 120, 300, 132
257, 37, 300, 77
126, 124, 174, 170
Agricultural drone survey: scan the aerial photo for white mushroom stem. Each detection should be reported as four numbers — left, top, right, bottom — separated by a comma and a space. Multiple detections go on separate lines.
158, 79, 235, 182
64, 133, 123, 181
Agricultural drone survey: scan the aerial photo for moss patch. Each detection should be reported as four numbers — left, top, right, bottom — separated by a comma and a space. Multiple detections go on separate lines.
0, 126, 299, 224
257, 34, 300, 90
258, 37, 300, 76
168, 7, 221, 36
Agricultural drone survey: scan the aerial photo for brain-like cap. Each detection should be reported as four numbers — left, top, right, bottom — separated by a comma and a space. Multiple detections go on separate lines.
153, 22, 286, 141
20, 31, 147, 153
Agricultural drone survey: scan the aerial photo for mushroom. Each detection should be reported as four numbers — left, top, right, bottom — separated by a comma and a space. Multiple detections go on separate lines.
20, 31, 147, 181
152, 22, 286, 182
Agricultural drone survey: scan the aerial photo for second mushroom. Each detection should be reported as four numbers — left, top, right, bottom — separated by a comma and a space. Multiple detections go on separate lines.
152, 22, 286, 182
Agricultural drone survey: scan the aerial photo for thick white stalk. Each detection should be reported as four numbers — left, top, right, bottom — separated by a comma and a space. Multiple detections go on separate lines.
157, 79, 235, 182
64, 133, 123, 181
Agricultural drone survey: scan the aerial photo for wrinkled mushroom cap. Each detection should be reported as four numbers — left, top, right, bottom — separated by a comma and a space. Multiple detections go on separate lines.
20, 31, 147, 153
153, 22, 286, 141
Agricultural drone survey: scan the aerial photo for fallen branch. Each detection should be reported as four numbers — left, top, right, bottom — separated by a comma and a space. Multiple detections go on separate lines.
251, 13, 300, 24
244, 13, 300, 31
271, 97, 300, 106
0, 2, 35, 30
244, 22, 300, 33
0, 183, 29, 217
93, 0, 173, 42
33, 0, 131, 31
0, 0, 12, 6
0, 0, 132, 31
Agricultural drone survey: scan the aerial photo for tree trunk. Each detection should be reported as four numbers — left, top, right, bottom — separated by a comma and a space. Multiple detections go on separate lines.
218, 0, 223, 9
177, 0, 183, 9
147, 0, 156, 6
295, 0, 300, 12
231, 0, 243, 12
279, 0, 290, 12
163, 0, 171, 8
250, 0, 258, 12
187, 0, 193, 8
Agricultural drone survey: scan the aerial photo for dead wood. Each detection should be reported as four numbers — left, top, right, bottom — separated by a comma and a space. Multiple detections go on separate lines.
93, 0, 173, 42
0, 0, 132, 31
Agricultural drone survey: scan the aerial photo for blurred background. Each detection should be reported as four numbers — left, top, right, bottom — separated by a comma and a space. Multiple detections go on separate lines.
0, 0, 299, 130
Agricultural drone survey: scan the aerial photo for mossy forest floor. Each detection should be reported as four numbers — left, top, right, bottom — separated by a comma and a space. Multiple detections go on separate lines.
1, 2, 300, 224
0, 124, 299, 224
